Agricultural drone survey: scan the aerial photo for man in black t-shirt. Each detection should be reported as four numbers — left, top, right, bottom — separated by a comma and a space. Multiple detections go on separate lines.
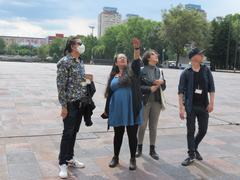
193, 67, 208, 107
178, 48, 215, 166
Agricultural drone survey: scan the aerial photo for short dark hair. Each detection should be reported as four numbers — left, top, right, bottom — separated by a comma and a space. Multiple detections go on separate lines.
142, 49, 159, 66
64, 37, 81, 55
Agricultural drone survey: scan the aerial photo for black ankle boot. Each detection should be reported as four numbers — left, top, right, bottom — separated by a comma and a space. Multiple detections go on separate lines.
129, 158, 136, 170
109, 156, 119, 168
136, 144, 142, 158
149, 145, 159, 160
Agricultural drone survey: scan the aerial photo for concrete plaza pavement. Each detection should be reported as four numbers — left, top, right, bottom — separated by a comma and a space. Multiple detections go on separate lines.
0, 61, 240, 180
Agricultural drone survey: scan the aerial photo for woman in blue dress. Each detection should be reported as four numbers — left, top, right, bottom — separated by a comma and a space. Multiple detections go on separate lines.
102, 39, 143, 170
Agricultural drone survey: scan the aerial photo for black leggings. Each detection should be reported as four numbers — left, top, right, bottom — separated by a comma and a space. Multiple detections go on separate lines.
113, 125, 138, 159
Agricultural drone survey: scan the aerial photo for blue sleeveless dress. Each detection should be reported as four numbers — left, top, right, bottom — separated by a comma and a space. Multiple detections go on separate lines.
108, 77, 143, 127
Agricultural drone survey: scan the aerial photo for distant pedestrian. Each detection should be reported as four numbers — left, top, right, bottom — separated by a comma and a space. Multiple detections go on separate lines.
102, 38, 143, 171
178, 48, 215, 166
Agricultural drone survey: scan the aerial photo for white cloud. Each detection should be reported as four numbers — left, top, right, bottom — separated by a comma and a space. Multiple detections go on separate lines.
0, 18, 48, 37
42, 18, 97, 36
0, 17, 97, 38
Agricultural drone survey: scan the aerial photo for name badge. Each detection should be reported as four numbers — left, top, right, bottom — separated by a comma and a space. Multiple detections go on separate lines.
195, 89, 202, 94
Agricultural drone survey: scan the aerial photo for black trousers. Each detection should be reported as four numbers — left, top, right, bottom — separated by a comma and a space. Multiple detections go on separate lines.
186, 105, 209, 157
113, 125, 139, 159
59, 101, 82, 165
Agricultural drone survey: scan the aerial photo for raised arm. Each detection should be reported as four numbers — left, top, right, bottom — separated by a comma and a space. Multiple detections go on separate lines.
131, 38, 142, 77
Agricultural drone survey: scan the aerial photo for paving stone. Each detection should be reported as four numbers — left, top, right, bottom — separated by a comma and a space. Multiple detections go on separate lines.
8, 163, 42, 180
7, 151, 37, 165
0, 62, 240, 179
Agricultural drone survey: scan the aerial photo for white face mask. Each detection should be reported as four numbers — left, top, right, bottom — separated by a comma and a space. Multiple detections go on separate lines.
202, 55, 207, 61
77, 44, 85, 54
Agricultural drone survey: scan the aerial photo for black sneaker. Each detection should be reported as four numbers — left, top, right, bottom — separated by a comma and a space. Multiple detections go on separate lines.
181, 157, 194, 166
195, 151, 203, 161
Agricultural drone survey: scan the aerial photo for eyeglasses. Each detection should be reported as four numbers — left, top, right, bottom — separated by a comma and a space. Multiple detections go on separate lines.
75, 42, 82, 46
118, 56, 127, 59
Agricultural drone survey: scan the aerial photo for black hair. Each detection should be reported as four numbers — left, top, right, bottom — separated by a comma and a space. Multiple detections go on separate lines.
104, 54, 133, 98
142, 49, 159, 66
64, 36, 81, 56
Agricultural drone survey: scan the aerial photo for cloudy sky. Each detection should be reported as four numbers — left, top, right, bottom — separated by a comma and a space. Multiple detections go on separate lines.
0, 0, 239, 38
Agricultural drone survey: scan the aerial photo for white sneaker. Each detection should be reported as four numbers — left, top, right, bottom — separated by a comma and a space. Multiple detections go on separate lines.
59, 164, 68, 179
67, 158, 85, 168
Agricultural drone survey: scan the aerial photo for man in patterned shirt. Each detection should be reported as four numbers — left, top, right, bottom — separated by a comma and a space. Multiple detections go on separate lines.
57, 37, 93, 178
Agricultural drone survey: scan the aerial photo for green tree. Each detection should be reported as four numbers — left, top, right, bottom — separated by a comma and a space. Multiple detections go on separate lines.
18, 48, 31, 56
127, 17, 164, 53
101, 26, 119, 59
6, 43, 19, 55
207, 17, 229, 69
162, 5, 210, 67
99, 17, 164, 61
31, 47, 38, 56
0, 38, 6, 54
38, 45, 49, 61
207, 14, 240, 70
49, 38, 66, 62
80, 35, 98, 62
92, 44, 105, 58
18, 45, 37, 56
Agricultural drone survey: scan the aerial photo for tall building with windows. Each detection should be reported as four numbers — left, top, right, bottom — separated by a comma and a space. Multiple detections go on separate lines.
185, 4, 202, 10
47, 33, 65, 44
126, 14, 139, 19
122, 14, 140, 23
98, 7, 122, 37
185, 4, 207, 17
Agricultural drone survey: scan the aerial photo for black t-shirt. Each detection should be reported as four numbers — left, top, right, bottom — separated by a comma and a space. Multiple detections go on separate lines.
192, 67, 207, 107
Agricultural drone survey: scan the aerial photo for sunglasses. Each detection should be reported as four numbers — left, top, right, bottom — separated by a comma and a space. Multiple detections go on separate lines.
75, 42, 82, 46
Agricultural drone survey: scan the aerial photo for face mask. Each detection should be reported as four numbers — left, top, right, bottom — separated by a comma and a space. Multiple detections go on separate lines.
77, 44, 85, 54
202, 56, 207, 61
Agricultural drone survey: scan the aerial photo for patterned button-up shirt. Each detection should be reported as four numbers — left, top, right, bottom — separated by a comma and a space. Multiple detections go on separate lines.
56, 54, 87, 107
